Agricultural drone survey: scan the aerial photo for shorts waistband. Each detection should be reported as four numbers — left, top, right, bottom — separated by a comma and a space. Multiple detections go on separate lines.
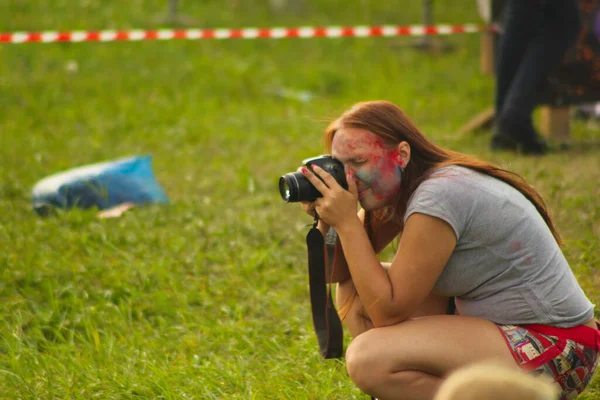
521, 322, 600, 350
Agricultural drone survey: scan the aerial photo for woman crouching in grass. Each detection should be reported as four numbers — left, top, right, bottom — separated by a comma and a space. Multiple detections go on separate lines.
299, 101, 599, 400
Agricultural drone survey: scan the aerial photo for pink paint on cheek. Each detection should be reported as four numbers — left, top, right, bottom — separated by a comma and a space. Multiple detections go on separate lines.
373, 151, 402, 182
367, 154, 383, 164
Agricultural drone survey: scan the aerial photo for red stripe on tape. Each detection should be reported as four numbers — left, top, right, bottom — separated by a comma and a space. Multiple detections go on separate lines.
202, 30, 215, 39
28, 33, 42, 42
173, 30, 187, 39
258, 29, 271, 38
87, 32, 101, 41
424, 26, 438, 35
230, 29, 243, 39
57, 32, 71, 42
341, 27, 354, 37
370, 27, 383, 36
314, 27, 327, 37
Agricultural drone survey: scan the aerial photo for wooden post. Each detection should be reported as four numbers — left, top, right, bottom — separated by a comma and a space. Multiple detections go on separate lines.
168, 0, 178, 21
420, 0, 433, 48
539, 106, 571, 142
480, 31, 495, 76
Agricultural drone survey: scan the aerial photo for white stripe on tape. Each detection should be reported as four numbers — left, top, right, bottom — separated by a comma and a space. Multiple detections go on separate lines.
12, 33, 29, 43
71, 31, 88, 42
242, 28, 260, 39
186, 29, 202, 39
436, 25, 453, 35
129, 30, 146, 41
41, 32, 59, 42
325, 27, 343, 37
157, 30, 175, 40
270, 28, 288, 38
382, 26, 398, 37
409, 25, 426, 36
353, 26, 371, 37
298, 27, 315, 38
214, 29, 231, 39
99, 31, 117, 41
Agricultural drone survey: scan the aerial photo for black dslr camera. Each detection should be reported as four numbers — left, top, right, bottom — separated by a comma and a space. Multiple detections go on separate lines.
279, 155, 348, 202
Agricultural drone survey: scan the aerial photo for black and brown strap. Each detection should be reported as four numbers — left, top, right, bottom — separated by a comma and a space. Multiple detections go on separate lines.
306, 216, 344, 359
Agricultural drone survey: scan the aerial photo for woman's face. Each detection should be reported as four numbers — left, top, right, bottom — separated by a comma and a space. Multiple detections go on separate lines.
331, 127, 405, 211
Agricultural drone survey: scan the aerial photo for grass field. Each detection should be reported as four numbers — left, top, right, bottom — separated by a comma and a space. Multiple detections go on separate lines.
1, 1, 599, 399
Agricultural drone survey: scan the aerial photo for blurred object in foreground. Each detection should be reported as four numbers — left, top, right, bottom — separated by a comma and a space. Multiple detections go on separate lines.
31, 155, 168, 216
434, 361, 559, 400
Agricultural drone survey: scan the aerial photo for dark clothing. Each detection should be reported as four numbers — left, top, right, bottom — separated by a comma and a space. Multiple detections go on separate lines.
493, 0, 581, 153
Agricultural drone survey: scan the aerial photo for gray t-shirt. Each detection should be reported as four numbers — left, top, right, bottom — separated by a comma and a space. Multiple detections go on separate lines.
404, 165, 594, 327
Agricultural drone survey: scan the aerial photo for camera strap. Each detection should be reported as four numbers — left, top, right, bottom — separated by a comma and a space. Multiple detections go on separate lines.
306, 215, 344, 359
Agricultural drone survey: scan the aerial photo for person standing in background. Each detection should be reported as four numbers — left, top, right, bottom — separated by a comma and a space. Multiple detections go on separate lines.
491, 0, 581, 155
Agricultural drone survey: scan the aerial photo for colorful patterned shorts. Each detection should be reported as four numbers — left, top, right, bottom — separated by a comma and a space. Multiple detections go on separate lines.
497, 324, 600, 400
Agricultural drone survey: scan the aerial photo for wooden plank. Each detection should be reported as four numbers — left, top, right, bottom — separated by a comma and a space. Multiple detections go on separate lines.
480, 31, 495, 76
458, 107, 495, 135
539, 106, 571, 142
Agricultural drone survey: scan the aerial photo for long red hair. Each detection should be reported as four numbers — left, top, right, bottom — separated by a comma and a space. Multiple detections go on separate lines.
323, 100, 562, 245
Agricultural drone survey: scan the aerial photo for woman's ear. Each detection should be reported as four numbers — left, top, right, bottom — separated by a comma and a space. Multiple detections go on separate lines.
395, 141, 411, 168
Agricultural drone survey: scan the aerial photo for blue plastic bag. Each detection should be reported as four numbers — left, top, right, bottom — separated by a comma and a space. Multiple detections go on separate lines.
32, 155, 168, 215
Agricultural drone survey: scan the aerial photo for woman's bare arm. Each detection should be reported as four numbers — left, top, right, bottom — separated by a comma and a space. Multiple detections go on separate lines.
328, 209, 402, 283
336, 212, 456, 327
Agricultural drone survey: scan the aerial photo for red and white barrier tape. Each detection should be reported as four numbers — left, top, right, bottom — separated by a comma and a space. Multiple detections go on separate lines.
0, 24, 489, 44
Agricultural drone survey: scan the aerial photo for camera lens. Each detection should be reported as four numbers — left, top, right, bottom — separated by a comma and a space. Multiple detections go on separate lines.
279, 173, 299, 202
281, 180, 291, 201
279, 171, 320, 202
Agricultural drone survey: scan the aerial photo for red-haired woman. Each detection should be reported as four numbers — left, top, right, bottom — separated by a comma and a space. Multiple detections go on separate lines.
299, 101, 599, 400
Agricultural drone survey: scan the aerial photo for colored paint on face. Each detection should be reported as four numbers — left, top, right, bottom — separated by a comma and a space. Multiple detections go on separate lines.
331, 127, 403, 211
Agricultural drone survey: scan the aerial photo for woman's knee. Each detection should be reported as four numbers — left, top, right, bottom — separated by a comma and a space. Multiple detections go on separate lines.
346, 332, 428, 394
345, 331, 387, 392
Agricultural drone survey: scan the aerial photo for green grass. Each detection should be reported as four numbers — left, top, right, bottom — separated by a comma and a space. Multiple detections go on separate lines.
1, 1, 599, 399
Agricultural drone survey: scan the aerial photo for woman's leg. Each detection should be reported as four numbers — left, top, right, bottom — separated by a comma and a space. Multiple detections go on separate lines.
344, 315, 519, 400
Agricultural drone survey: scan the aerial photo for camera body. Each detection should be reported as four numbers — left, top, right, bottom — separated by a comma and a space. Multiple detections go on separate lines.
279, 155, 348, 202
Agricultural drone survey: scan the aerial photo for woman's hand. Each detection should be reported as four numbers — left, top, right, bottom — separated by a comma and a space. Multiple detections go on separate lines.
300, 200, 331, 237
300, 201, 316, 218
301, 164, 361, 232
